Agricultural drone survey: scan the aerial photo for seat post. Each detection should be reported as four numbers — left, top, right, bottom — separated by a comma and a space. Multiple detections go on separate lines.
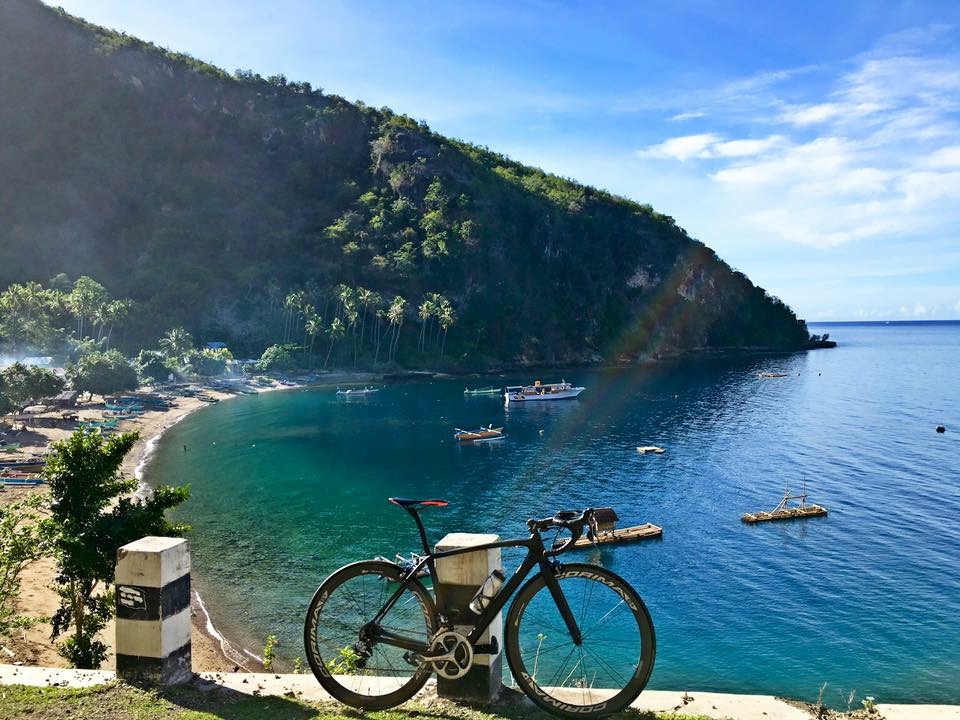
404, 506, 433, 557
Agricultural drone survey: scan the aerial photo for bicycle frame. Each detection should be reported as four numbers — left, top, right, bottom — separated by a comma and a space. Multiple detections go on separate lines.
370, 508, 582, 655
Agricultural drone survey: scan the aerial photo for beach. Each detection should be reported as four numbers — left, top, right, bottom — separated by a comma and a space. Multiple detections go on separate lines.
1, 387, 246, 673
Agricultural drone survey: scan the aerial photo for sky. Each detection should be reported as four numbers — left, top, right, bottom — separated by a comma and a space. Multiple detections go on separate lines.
49, 0, 960, 321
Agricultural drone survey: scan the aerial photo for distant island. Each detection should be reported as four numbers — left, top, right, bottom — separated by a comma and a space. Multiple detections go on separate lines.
0, 0, 811, 370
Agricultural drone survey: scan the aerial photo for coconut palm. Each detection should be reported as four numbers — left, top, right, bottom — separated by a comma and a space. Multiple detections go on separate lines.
438, 301, 456, 358
418, 296, 436, 352
158, 327, 194, 361
387, 295, 406, 363
324, 317, 346, 369
305, 311, 323, 362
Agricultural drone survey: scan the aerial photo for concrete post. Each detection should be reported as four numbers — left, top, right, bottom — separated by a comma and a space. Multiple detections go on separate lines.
115, 536, 192, 685
434, 532, 503, 704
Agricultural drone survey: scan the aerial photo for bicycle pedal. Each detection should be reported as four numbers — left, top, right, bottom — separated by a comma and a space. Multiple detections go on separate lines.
472, 637, 499, 655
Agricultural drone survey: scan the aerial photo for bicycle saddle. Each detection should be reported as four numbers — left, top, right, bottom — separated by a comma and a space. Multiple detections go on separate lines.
388, 497, 449, 508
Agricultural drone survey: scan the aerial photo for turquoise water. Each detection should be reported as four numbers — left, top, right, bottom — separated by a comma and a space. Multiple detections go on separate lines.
146, 322, 960, 705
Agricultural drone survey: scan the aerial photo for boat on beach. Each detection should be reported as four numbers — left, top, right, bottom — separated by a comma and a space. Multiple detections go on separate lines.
742, 484, 827, 524
0, 458, 46, 473
504, 379, 584, 403
454, 425, 505, 443
464, 386, 502, 396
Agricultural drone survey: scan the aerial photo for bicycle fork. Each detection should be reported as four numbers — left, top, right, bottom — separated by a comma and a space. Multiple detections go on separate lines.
541, 562, 583, 645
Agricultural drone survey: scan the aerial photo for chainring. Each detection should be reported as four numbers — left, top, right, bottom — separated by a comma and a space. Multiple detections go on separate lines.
428, 630, 474, 679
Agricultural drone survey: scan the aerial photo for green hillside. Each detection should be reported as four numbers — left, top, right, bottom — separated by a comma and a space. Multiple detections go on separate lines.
0, 0, 809, 368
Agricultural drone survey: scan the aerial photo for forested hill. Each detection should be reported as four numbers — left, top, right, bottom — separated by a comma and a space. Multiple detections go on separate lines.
0, 0, 809, 368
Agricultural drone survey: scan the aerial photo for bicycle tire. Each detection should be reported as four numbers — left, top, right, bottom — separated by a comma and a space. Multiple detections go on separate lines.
304, 560, 437, 710
504, 563, 655, 718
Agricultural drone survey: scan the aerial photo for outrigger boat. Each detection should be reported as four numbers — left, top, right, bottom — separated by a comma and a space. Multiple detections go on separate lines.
0, 458, 46, 473
504, 379, 585, 404
335, 387, 379, 396
454, 425, 505, 443
742, 483, 827, 524
464, 386, 502, 396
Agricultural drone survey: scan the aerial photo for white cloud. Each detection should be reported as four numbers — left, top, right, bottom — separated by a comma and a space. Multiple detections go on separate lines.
925, 146, 960, 167
669, 111, 705, 122
634, 28, 960, 250
779, 102, 844, 126
637, 133, 720, 161
711, 135, 785, 157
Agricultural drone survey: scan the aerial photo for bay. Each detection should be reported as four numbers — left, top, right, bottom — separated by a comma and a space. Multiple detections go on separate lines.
146, 321, 960, 705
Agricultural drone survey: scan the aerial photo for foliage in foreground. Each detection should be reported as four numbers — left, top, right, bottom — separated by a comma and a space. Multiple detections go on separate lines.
42, 430, 190, 669
0, 682, 712, 720
0, 494, 50, 641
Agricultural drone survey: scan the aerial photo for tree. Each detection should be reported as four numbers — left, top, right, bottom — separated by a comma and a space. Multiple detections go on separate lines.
0, 362, 65, 409
304, 313, 323, 362
184, 347, 231, 377
67, 277, 109, 339
418, 297, 435, 352
386, 296, 406, 363
324, 317, 345, 369
43, 431, 189, 668
256, 344, 297, 373
438, 301, 457, 358
0, 495, 49, 643
158, 327, 194, 361
67, 350, 139, 398
135, 350, 173, 383
0, 282, 66, 354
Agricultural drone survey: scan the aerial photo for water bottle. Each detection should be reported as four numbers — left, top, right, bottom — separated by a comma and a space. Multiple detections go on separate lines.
469, 569, 506, 614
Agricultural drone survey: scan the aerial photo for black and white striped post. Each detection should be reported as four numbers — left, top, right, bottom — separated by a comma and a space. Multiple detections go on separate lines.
115, 536, 192, 685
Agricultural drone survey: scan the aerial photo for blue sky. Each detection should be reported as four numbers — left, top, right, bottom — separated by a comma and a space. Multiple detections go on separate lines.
50, 0, 960, 321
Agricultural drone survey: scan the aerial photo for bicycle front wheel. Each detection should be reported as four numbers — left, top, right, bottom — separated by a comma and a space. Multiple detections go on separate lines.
505, 563, 655, 718
304, 560, 436, 710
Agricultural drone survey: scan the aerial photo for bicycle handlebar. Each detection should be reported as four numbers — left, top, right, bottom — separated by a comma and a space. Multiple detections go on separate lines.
527, 508, 595, 554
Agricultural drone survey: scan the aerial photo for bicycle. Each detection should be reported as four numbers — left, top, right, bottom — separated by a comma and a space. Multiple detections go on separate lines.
304, 497, 656, 718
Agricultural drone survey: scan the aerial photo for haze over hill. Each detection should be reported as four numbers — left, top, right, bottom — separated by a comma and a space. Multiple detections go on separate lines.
0, 0, 809, 367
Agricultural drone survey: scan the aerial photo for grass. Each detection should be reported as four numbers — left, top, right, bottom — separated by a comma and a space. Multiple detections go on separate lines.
0, 682, 712, 720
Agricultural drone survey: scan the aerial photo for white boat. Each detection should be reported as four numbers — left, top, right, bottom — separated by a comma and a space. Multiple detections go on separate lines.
504, 379, 585, 403
335, 386, 380, 397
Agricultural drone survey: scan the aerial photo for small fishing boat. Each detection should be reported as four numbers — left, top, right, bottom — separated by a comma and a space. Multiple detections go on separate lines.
454, 425, 505, 443
0, 476, 45, 486
336, 387, 379, 397
636, 446, 665, 454
571, 508, 663, 548
0, 443, 22, 452
504, 379, 584, 404
0, 458, 46, 473
742, 484, 827, 524
757, 372, 789, 379
464, 386, 502, 396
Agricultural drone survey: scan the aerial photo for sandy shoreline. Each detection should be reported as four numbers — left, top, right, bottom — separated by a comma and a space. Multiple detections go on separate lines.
1, 376, 341, 673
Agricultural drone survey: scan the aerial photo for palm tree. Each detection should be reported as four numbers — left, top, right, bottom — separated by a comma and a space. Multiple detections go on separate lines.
438, 302, 456, 358
357, 287, 374, 355
418, 297, 436, 353
324, 317, 345, 369
159, 327, 194, 361
305, 312, 323, 362
300, 303, 316, 358
102, 300, 132, 348
283, 291, 305, 342
387, 296, 406, 362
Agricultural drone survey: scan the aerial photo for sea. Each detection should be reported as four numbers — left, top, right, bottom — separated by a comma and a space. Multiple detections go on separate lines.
144, 321, 960, 706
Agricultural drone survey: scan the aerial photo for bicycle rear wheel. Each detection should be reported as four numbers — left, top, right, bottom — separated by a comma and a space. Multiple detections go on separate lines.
505, 563, 655, 718
304, 560, 436, 709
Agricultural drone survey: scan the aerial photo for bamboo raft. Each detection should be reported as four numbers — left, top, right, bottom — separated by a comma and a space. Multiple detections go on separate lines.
572, 523, 663, 548
742, 485, 827, 524
570, 509, 663, 548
